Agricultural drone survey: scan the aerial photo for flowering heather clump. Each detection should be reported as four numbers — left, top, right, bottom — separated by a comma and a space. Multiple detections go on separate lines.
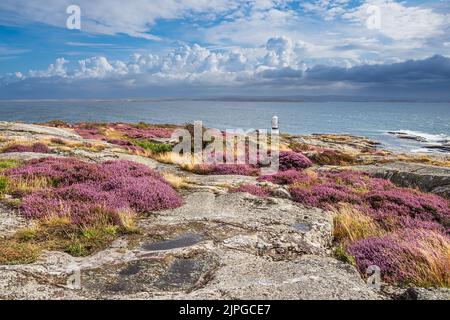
322, 170, 394, 192
258, 169, 313, 185
363, 188, 450, 228
290, 183, 359, 209
204, 164, 260, 176
74, 127, 104, 140
278, 151, 313, 171
3, 143, 51, 154
230, 184, 271, 198
348, 229, 450, 287
259, 166, 450, 287
108, 123, 175, 139
5, 157, 104, 185
6, 158, 182, 225
189, 163, 259, 176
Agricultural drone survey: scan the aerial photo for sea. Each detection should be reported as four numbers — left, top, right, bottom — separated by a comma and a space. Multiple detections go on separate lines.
0, 100, 449, 153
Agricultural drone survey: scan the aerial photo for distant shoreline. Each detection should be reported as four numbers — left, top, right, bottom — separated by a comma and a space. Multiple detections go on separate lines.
1, 96, 450, 103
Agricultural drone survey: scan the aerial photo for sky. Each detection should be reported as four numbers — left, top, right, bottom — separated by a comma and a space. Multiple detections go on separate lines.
0, 0, 449, 100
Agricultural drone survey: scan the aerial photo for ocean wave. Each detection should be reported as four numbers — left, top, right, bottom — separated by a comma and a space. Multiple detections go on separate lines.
387, 130, 449, 143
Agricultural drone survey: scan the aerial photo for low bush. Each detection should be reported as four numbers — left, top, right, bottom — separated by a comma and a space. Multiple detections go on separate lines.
190, 164, 260, 176
310, 149, 357, 165
258, 169, 313, 185
5, 158, 183, 225
3, 142, 51, 154
259, 167, 450, 287
134, 140, 173, 154
278, 151, 313, 171
348, 229, 450, 287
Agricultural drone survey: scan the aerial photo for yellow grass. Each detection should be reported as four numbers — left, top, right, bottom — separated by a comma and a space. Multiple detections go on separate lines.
5, 176, 53, 194
333, 204, 385, 242
395, 154, 450, 168
103, 128, 125, 140
1, 139, 34, 151
41, 215, 72, 228
0, 239, 41, 265
161, 171, 189, 189
406, 230, 450, 287
116, 209, 138, 233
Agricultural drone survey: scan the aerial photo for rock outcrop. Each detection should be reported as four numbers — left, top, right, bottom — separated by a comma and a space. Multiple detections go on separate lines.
1, 122, 448, 300
353, 162, 450, 198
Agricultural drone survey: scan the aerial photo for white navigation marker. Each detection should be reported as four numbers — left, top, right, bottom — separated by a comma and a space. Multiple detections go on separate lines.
271, 115, 279, 135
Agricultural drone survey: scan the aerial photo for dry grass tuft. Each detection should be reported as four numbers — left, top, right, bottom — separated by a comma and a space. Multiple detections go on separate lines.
4, 176, 53, 196
161, 171, 189, 189
333, 204, 385, 242
0, 239, 41, 265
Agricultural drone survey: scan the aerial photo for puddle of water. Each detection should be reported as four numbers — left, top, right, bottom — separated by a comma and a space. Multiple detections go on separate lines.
142, 232, 203, 251
154, 259, 201, 290
292, 223, 311, 232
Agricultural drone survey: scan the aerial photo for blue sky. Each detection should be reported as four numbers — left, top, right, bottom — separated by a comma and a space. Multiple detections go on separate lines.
0, 0, 449, 99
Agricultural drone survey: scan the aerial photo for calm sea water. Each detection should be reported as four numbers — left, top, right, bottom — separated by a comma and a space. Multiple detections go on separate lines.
0, 100, 449, 152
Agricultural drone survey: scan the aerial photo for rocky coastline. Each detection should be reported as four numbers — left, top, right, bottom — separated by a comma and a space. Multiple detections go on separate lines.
0, 121, 448, 300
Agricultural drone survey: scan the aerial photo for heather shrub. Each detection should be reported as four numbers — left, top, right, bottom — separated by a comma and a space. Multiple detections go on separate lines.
258, 166, 450, 287
258, 169, 313, 185
3, 176, 52, 197
230, 184, 271, 198
278, 151, 312, 171
348, 229, 450, 287
310, 149, 357, 166
3, 142, 51, 154
363, 188, 450, 227
6, 158, 183, 226
102, 176, 182, 212
190, 163, 259, 176
290, 183, 359, 209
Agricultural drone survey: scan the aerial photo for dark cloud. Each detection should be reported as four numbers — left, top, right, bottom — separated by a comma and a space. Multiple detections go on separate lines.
1, 55, 449, 100
306, 55, 450, 83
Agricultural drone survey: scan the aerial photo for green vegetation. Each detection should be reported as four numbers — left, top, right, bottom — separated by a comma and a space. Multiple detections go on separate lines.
0, 159, 20, 171
334, 244, 355, 265
134, 140, 173, 154
0, 175, 8, 194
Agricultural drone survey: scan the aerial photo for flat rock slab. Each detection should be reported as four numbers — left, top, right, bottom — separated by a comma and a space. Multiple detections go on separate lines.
150, 191, 333, 256
0, 204, 29, 238
187, 174, 257, 187
0, 152, 64, 161
186, 252, 382, 300
353, 162, 450, 198
0, 122, 81, 140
